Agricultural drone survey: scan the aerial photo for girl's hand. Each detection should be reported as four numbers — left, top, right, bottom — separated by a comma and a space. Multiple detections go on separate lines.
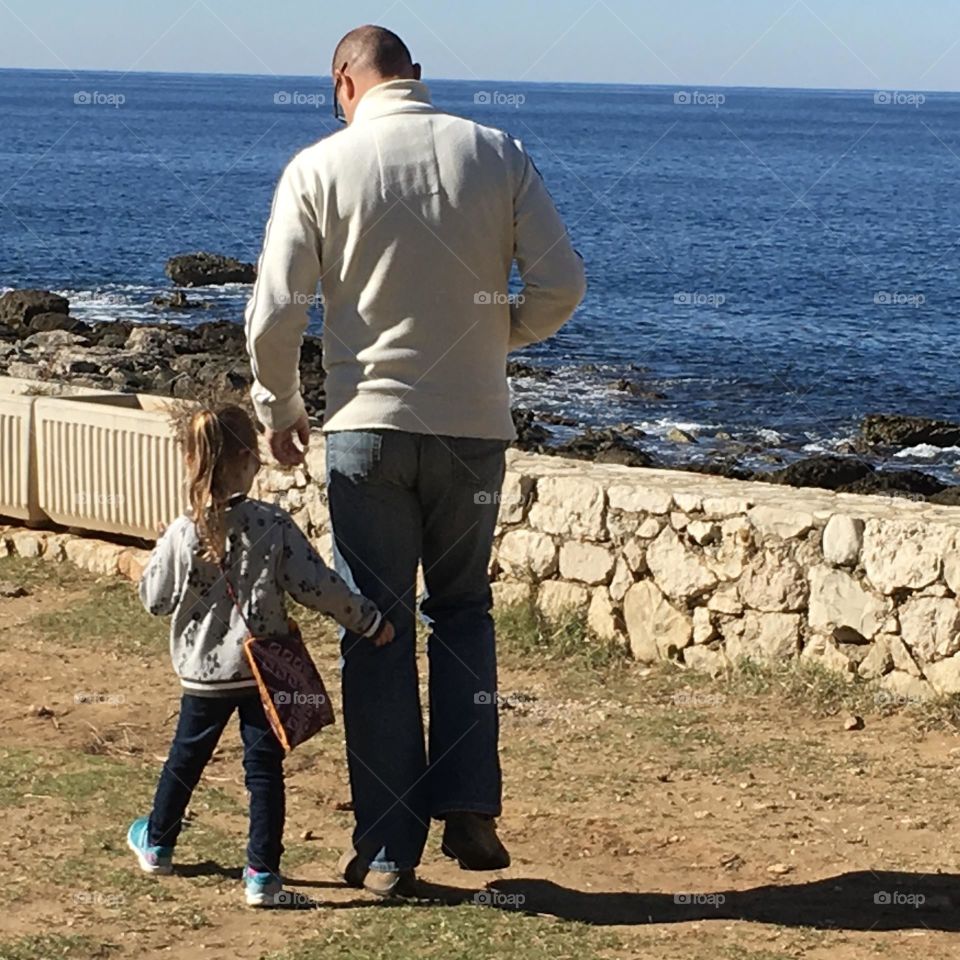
371, 620, 395, 647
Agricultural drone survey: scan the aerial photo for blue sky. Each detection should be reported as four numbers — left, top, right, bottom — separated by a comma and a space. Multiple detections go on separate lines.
4, 0, 960, 90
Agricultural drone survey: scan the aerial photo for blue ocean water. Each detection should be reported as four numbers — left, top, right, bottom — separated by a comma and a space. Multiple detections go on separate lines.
1, 69, 958, 474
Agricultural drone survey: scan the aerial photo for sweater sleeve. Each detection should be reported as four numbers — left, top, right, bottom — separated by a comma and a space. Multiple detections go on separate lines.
278, 519, 382, 637
139, 518, 189, 616
508, 140, 587, 351
245, 152, 323, 431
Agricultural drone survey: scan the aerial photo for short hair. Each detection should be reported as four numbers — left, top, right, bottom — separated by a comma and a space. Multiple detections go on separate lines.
332, 25, 414, 78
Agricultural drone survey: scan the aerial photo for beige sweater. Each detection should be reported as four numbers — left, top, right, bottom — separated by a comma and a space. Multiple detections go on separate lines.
245, 79, 586, 439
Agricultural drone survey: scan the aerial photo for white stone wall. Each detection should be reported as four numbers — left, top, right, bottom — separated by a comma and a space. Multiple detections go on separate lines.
245, 434, 960, 700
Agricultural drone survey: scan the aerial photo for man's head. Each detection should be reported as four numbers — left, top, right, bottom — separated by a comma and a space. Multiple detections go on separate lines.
332, 25, 421, 124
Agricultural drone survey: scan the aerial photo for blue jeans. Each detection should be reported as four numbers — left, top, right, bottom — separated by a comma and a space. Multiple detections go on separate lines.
326, 430, 507, 872
148, 692, 285, 874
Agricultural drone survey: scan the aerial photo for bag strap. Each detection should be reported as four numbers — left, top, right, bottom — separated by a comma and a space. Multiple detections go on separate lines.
220, 560, 255, 637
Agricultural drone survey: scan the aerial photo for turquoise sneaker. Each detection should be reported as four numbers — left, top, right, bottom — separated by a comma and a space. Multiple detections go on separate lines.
244, 867, 284, 907
126, 817, 173, 875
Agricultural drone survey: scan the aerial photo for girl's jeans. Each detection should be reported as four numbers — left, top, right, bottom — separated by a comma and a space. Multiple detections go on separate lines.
148, 692, 285, 874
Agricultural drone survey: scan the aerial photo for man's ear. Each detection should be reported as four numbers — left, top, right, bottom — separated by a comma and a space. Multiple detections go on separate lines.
412, 63, 422, 81
343, 72, 356, 103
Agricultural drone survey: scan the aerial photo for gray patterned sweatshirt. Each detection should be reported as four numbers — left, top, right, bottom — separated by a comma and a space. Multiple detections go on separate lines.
139, 495, 381, 696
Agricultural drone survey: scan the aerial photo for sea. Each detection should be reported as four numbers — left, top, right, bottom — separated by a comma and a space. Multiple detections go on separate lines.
2, 69, 958, 479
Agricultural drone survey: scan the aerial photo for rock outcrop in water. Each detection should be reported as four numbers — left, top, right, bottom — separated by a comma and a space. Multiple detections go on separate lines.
859, 413, 960, 450
0, 289, 74, 333
165, 252, 256, 287
0, 290, 324, 413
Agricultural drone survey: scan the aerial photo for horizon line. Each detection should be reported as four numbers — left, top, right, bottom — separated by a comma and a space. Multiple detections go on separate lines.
2, 65, 958, 98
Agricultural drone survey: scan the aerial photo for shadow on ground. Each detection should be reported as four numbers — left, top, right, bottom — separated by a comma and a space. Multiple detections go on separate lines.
481, 872, 960, 931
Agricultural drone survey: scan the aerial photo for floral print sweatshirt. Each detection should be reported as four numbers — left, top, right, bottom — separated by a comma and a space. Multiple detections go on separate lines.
139, 495, 381, 696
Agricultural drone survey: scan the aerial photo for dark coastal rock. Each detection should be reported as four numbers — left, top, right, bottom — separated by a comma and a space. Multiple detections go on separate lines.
27, 312, 90, 335
929, 487, 960, 506
770, 456, 874, 490
837, 470, 947, 499
607, 378, 667, 401
555, 427, 656, 468
165, 253, 256, 287
686, 460, 755, 482
87, 320, 134, 350
512, 408, 552, 449
860, 414, 960, 450
537, 411, 579, 427
152, 291, 208, 310
0, 289, 69, 330
507, 361, 553, 381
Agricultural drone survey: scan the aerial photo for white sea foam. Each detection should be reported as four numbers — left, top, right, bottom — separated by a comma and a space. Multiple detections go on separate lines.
894, 444, 960, 460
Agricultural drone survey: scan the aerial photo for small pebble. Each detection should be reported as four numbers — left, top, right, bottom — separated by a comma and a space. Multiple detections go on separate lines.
844, 715, 865, 731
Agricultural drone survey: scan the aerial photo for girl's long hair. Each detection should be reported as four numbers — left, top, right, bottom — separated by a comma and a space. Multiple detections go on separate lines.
183, 405, 258, 563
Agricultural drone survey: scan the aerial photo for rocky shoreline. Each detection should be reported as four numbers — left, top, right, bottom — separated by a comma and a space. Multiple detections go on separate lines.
2, 268, 959, 506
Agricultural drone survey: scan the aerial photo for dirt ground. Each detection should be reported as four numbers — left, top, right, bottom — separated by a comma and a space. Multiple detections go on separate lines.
1, 554, 959, 960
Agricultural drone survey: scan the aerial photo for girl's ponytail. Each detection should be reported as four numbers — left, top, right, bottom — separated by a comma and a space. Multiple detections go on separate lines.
183, 405, 258, 563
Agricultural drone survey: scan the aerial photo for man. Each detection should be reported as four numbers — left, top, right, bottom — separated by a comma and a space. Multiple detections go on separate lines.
245, 25, 585, 896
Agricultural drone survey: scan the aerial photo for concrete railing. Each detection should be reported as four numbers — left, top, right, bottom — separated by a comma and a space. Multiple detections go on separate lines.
0, 377, 185, 538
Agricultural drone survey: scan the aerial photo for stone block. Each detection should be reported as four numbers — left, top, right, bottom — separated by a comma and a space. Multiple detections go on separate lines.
529, 476, 607, 540
862, 519, 948, 595
722, 611, 801, 664
492, 581, 534, 609
748, 505, 815, 540
607, 484, 672, 516
623, 579, 692, 662
537, 580, 590, 621
822, 515, 865, 567
646, 527, 717, 602
587, 587, 622, 643
559, 541, 615, 585
807, 565, 890, 642
739, 547, 808, 613
898, 596, 960, 663
497, 530, 558, 581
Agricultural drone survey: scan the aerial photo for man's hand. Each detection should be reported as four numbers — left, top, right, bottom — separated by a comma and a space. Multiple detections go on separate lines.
371, 620, 395, 648
266, 413, 311, 466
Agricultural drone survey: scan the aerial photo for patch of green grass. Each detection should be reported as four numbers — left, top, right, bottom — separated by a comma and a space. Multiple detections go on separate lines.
0, 747, 153, 813
496, 602, 627, 673
0, 935, 115, 960
268, 906, 620, 960
0, 555, 83, 591
28, 579, 167, 655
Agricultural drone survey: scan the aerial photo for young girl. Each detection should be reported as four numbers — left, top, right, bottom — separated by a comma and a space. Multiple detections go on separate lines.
127, 404, 393, 907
